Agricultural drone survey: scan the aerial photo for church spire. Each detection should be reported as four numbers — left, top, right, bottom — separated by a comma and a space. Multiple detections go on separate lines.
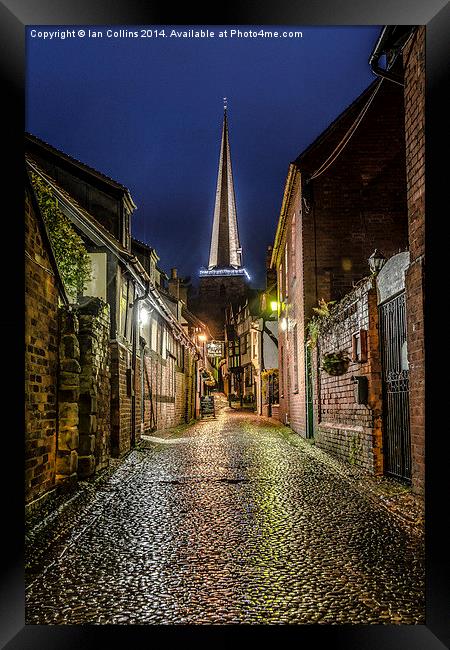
208, 100, 242, 270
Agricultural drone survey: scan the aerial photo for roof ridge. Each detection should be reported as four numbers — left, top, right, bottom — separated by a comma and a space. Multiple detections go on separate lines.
25, 131, 134, 197
294, 79, 380, 167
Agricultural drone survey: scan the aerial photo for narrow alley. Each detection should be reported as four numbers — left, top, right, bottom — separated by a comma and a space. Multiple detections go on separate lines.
25, 397, 424, 625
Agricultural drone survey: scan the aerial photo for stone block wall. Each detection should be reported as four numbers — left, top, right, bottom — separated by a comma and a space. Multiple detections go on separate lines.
313, 278, 383, 473
77, 298, 111, 476
56, 310, 81, 487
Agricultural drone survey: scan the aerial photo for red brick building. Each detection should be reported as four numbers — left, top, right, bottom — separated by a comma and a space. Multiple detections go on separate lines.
270, 25, 425, 494
370, 27, 425, 493
405, 28, 425, 495
271, 76, 408, 432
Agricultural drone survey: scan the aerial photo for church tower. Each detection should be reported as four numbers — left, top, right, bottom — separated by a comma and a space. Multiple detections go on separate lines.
196, 100, 249, 338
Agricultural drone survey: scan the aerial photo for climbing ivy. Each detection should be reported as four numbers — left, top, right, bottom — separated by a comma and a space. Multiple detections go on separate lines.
30, 173, 92, 302
306, 298, 336, 348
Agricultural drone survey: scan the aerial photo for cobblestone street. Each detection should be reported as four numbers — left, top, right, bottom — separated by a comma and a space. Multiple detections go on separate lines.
25, 398, 425, 625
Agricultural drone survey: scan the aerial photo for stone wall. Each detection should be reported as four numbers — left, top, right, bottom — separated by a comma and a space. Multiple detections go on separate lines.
56, 310, 81, 487
77, 298, 111, 476
313, 278, 383, 473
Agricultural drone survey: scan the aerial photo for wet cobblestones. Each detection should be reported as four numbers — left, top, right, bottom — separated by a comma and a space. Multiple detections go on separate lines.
25, 400, 425, 625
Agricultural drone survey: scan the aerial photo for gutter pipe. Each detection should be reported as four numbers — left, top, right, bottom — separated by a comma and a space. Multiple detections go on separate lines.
368, 26, 405, 86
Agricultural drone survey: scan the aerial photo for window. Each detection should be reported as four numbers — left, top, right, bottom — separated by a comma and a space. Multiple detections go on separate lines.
291, 213, 297, 280
279, 263, 283, 300
352, 330, 368, 362
284, 243, 289, 297
120, 280, 128, 339
228, 340, 239, 368
148, 314, 153, 349
293, 324, 299, 393
167, 356, 175, 398
176, 341, 185, 371
120, 279, 134, 342
154, 317, 163, 356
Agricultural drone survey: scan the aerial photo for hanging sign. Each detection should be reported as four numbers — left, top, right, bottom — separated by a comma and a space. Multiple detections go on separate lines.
206, 341, 223, 357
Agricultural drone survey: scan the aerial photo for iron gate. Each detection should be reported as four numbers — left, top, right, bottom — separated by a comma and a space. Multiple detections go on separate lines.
305, 342, 314, 438
379, 291, 411, 482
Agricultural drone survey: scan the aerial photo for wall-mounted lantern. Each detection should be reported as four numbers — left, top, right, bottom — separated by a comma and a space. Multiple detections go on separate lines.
368, 249, 387, 275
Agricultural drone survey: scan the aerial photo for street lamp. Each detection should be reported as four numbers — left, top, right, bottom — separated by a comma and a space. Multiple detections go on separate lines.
368, 249, 387, 275
270, 300, 279, 313
198, 333, 207, 342
139, 305, 150, 326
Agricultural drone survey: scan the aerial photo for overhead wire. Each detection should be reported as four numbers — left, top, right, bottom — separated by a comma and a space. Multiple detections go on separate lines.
308, 78, 384, 182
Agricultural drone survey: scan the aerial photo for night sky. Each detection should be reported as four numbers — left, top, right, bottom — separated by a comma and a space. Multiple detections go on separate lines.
26, 25, 381, 287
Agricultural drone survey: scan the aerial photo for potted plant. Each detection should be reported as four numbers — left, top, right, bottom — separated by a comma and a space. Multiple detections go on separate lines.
321, 350, 350, 376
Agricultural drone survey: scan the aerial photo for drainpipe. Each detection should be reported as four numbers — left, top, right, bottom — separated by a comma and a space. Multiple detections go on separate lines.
130, 280, 150, 448
368, 26, 405, 87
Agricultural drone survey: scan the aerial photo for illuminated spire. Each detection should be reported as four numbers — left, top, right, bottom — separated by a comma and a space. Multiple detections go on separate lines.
208, 101, 242, 269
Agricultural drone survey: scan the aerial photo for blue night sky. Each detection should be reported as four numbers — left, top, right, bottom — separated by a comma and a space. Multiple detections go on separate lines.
26, 25, 381, 287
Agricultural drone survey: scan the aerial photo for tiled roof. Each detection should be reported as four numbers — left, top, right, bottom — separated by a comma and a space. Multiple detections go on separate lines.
26, 158, 132, 258
25, 132, 135, 203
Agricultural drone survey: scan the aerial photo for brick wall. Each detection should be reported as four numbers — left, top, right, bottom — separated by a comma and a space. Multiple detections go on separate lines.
274, 79, 408, 440
313, 278, 383, 473
141, 346, 196, 433
403, 27, 425, 495
110, 340, 141, 456
300, 79, 408, 316
25, 188, 61, 503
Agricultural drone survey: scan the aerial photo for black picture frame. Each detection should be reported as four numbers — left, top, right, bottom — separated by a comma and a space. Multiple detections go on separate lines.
3, 0, 448, 647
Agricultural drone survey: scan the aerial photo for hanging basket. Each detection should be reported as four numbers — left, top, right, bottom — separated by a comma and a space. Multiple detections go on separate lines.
321, 351, 350, 376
